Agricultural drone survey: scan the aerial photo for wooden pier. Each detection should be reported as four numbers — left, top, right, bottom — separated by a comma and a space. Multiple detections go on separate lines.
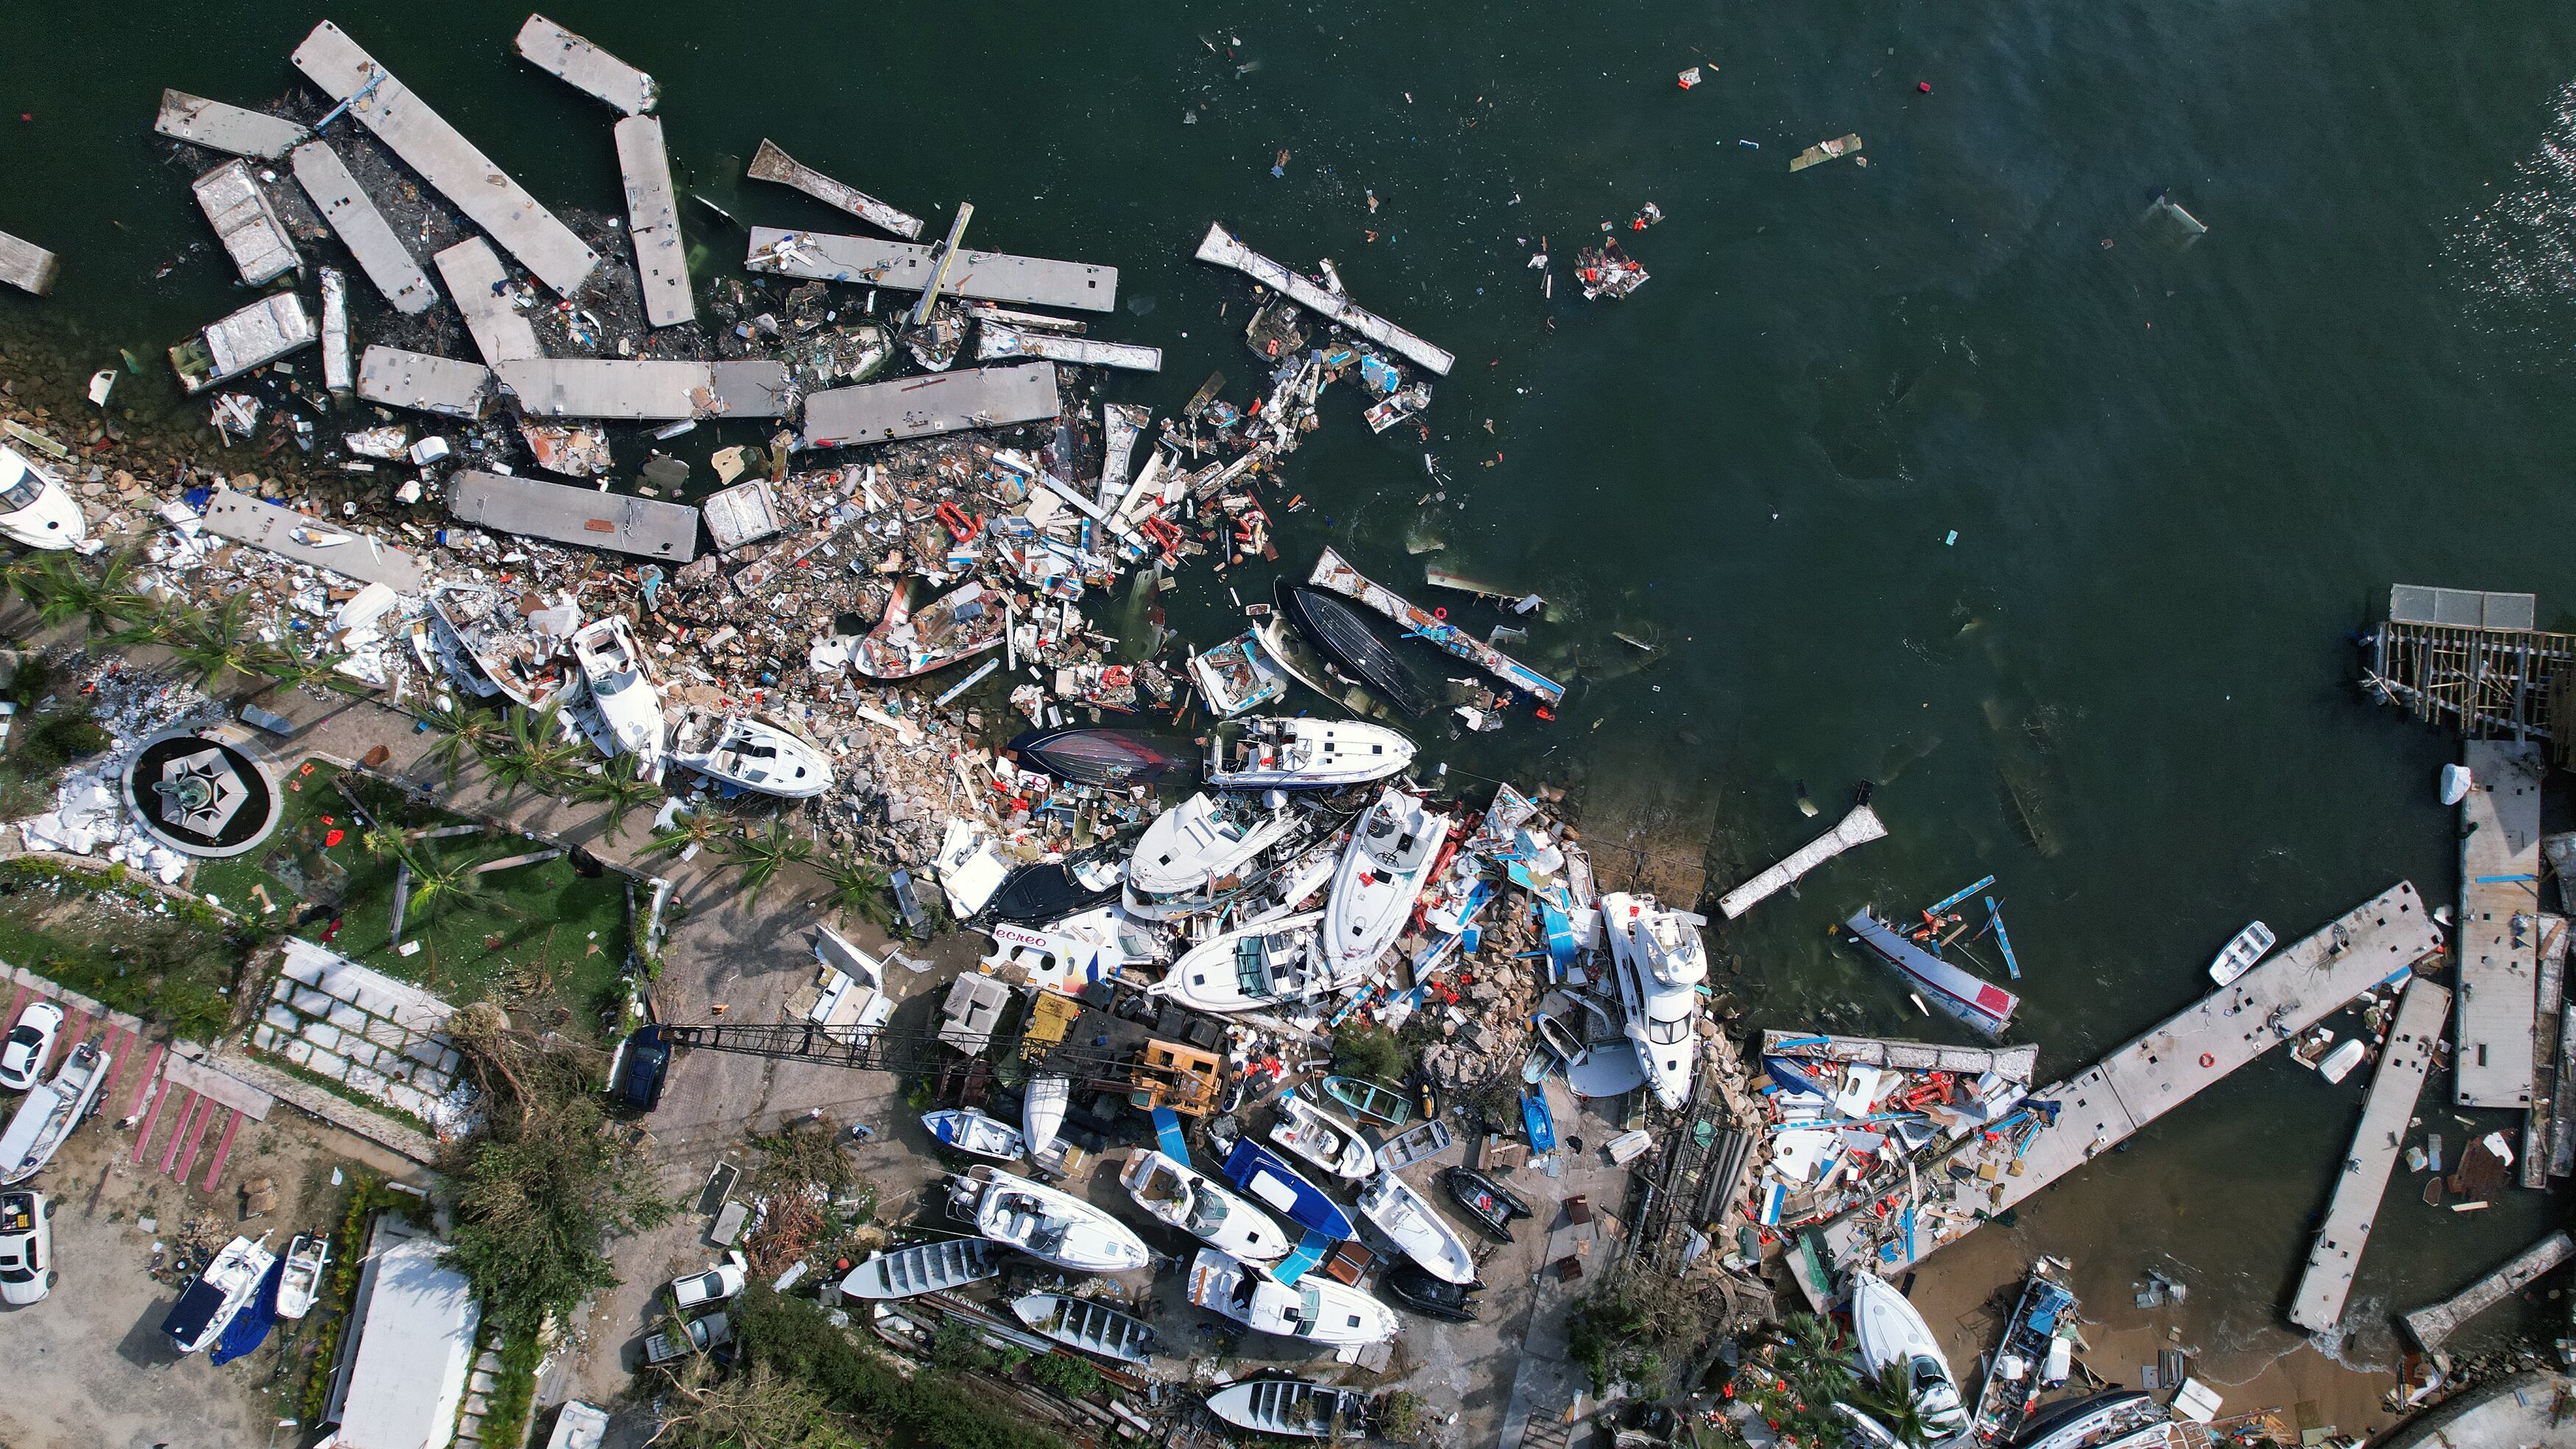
2402, 1230, 2575, 1350
614, 117, 694, 327
514, 15, 657, 116
802, 364, 1062, 447
746, 227, 1116, 313
1717, 804, 1889, 919
357, 346, 490, 419
2287, 975, 2452, 1333
2455, 740, 2543, 1108
746, 140, 924, 240
291, 142, 436, 314
1808, 884, 2440, 1294
292, 21, 600, 298
154, 90, 307, 160
1193, 223, 1454, 375
2363, 585, 2575, 758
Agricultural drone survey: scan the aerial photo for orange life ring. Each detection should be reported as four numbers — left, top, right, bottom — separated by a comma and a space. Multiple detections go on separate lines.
2198, 1053, 2215, 1068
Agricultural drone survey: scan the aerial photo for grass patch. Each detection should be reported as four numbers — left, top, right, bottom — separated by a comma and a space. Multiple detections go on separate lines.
0, 857, 250, 1038
193, 761, 632, 1043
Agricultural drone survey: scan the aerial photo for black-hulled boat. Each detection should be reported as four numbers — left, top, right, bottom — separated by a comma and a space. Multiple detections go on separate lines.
1383, 1261, 1482, 1322
1442, 1166, 1534, 1241
1275, 578, 1435, 718
982, 854, 1122, 924
1006, 726, 1200, 787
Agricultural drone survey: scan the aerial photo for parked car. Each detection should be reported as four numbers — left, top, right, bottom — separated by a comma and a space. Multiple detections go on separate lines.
668, 1253, 746, 1311
0, 1003, 63, 1092
643, 1311, 730, 1364
0, 1190, 53, 1305
620, 1026, 670, 1113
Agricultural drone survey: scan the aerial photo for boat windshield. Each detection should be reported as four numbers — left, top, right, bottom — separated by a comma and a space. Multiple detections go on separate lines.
1646, 1016, 1693, 1045
1234, 937, 1278, 998
0, 460, 43, 513
1184, 1192, 1231, 1235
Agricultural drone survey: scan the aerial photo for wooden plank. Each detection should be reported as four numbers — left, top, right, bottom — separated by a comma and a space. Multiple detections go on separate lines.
175, 1103, 225, 1184
158, 1091, 202, 1174
199, 1110, 244, 1192
0, 230, 61, 296
130, 1077, 168, 1163
160, 1051, 274, 1122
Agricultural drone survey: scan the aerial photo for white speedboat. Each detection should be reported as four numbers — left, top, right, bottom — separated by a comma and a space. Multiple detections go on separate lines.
957, 1166, 1150, 1275
1186, 1248, 1400, 1347
1150, 912, 1330, 1014
1270, 1093, 1376, 1180
1602, 892, 1700, 1110
1119, 1148, 1292, 1264
1021, 1074, 1072, 1159
922, 1108, 1025, 1162
2207, 920, 2276, 986
568, 616, 666, 773
162, 1235, 276, 1354
0, 444, 87, 550
1206, 717, 1415, 790
0, 1041, 110, 1186
1323, 787, 1452, 980
671, 712, 834, 798
1355, 1170, 1478, 1284
1850, 1270, 1970, 1442
1205, 1378, 1372, 1439
275, 1233, 330, 1320
1125, 793, 1299, 920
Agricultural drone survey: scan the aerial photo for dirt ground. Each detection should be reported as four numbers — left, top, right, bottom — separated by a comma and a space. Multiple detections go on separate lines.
0, 1093, 424, 1449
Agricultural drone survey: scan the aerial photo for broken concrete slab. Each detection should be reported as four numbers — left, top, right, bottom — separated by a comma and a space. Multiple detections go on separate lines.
613, 116, 693, 327
357, 345, 492, 419
192, 159, 300, 286
434, 238, 542, 365
745, 139, 922, 240
513, 14, 657, 116
802, 362, 1061, 448
154, 90, 309, 159
975, 322, 1160, 372
747, 227, 1116, 313
0, 231, 56, 297
291, 141, 437, 314
447, 469, 700, 562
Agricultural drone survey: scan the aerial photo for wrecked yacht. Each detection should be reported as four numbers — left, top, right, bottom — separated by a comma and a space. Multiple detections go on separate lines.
854, 577, 1005, 679
1269, 1092, 1376, 1180
1602, 892, 1704, 1110
1186, 1248, 1400, 1347
1119, 1147, 1292, 1264
1842, 907, 2020, 1039
983, 854, 1123, 924
1008, 726, 1198, 787
568, 615, 666, 773
952, 1164, 1150, 1275
1324, 786, 1452, 981
1850, 1270, 1971, 1442
1355, 1169, 1477, 1283
668, 712, 835, 798
1217, 1137, 1355, 1239
1123, 792, 1300, 920
427, 584, 579, 709
1148, 911, 1330, 1015
921, 1108, 1025, 1162
0, 444, 88, 551
1276, 579, 1434, 717
1206, 716, 1415, 791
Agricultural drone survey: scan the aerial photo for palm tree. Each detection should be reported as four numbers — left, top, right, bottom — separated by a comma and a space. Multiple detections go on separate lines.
1844, 1362, 1936, 1447
481, 703, 586, 798
646, 804, 732, 861
1763, 1311, 1859, 1441
248, 634, 370, 697
722, 816, 812, 906
399, 836, 498, 926
814, 852, 896, 927
420, 699, 506, 787
570, 753, 662, 841
125, 591, 267, 692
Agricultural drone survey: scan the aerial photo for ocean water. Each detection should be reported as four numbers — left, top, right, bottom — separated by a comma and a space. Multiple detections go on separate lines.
4, 0, 2573, 1351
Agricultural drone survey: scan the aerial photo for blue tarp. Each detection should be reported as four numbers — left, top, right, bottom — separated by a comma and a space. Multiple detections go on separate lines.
208, 1255, 284, 1365
1151, 1106, 1191, 1164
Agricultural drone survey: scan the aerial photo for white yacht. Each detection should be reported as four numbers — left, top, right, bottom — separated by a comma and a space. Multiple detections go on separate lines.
1602, 892, 1702, 1110
670, 712, 834, 798
1150, 912, 1330, 1014
0, 444, 86, 550
1323, 787, 1451, 980
1186, 1248, 1400, 1347
1118, 1148, 1292, 1264
1269, 1093, 1376, 1180
955, 1166, 1150, 1275
1206, 717, 1415, 790
1850, 1270, 1971, 1442
1355, 1170, 1478, 1284
568, 616, 666, 773
1124, 793, 1298, 920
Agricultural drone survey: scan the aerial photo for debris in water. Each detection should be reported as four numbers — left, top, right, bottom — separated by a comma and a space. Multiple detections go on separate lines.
1790, 133, 1864, 172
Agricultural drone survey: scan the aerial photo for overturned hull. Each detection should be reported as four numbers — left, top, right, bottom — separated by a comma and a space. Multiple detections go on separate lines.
1277, 580, 1434, 718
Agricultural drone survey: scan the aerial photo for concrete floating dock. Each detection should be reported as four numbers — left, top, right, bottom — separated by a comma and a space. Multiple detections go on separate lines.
975, 322, 1160, 372
319, 269, 353, 393
434, 238, 540, 365
358, 346, 491, 419
291, 142, 436, 315
495, 358, 789, 420
802, 363, 1061, 447
291, 21, 600, 298
513, 15, 657, 116
199, 486, 428, 592
0, 230, 60, 297
191, 160, 300, 286
746, 227, 1116, 313
745, 140, 922, 239
2287, 975, 2452, 1333
612, 116, 693, 327
1719, 804, 1889, 919
2402, 1230, 2575, 1350
2457, 740, 2543, 1108
1192, 222, 1454, 375
1758, 1030, 2039, 1081
2527, 915, 2567, 1186
1810, 883, 2440, 1292
448, 470, 699, 563
155, 90, 308, 159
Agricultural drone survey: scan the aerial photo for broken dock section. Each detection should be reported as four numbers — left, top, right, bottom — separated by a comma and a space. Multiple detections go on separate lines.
614, 116, 694, 327
746, 227, 1115, 313
976, 323, 1159, 373
155, 90, 308, 160
1717, 803, 1888, 919
1193, 223, 1454, 375
2287, 974, 2451, 1333
2362, 584, 2573, 753
1308, 547, 1562, 704
514, 15, 657, 116
0, 230, 60, 297
2402, 1230, 2575, 1350
291, 142, 436, 315
802, 364, 1062, 448
746, 140, 922, 240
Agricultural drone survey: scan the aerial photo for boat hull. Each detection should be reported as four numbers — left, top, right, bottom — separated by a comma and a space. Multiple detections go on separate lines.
1220, 1138, 1356, 1239
1324, 787, 1451, 979
1843, 910, 2018, 1038
837, 1239, 1000, 1300
1277, 580, 1434, 717
1356, 1171, 1479, 1283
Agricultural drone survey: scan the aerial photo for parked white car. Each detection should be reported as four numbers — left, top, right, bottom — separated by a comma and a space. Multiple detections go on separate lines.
0, 1190, 52, 1305
0, 444, 88, 550
643, 1311, 731, 1364
0, 1003, 63, 1092
668, 1252, 746, 1311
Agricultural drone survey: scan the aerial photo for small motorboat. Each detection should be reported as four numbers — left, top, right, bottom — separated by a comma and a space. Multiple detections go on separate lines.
1355, 1170, 1478, 1283
275, 1233, 330, 1321
922, 1108, 1025, 1162
1442, 1168, 1532, 1242
1520, 1091, 1557, 1154
1150, 912, 1331, 1014
1125, 793, 1299, 920
983, 854, 1122, 924
1219, 1138, 1356, 1240
868, 1300, 936, 1356
1524, 1013, 1587, 1083
1381, 1261, 1481, 1322
854, 578, 1005, 679
2009, 1392, 2170, 1449
0, 1041, 110, 1186
1186, 1248, 1400, 1347
1850, 1270, 1971, 1442
1204, 1377, 1374, 1439
955, 1166, 1150, 1275
1376, 1119, 1453, 1173
1119, 1148, 1292, 1264
1020, 1075, 1072, 1160
567, 615, 666, 772
1842, 908, 2018, 1040
162, 1235, 277, 1354
1010, 1292, 1157, 1364
1207, 717, 1416, 790
1191, 628, 1290, 717
1323, 787, 1453, 980
1602, 893, 1702, 1110
1007, 726, 1200, 787
1270, 1094, 1376, 1180
2207, 920, 2278, 986
1277, 579, 1434, 717
0, 443, 88, 550
670, 712, 833, 798
837, 1239, 999, 1300
2318, 1038, 2368, 1084
1322, 1075, 1411, 1128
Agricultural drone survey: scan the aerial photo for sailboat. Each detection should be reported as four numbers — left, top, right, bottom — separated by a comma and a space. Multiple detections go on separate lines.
955, 1166, 1150, 1274
567, 615, 666, 773
1206, 717, 1415, 790
1850, 1271, 1971, 1442
1354, 1170, 1478, 1283
1150, 912, 1331, 1014
1119, 1148, 1292, 1263
1276, 580, 1434, 717
1323, 787, 1451, 980
1600, 893, 1703, 1110
1186, 1249, 1400, 1347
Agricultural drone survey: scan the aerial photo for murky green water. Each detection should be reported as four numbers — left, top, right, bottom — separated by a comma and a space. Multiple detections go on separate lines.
6, 0, 2573, 1358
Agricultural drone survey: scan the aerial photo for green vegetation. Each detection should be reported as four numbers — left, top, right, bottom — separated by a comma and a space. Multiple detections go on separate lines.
298, 1172, 411, 1423
1025, 1350, 1101, 1400
1378, 1389, 1429, 1442
1331, 1022, 1408, 1083
0, 857, 252, 1038
815, 853, 896, 928
478, 1330, 545, 1449
0, 653, 108, 818
1724, 1311, 1860, 1448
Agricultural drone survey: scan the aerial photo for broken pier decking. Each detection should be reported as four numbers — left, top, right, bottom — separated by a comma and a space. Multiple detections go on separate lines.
745, 140, 923, 239
291, 21, 600, 298
435, 238, 541, 365
802, 363, 1061, 448
1759, 1030, 2040, 1082
197, 486, 428, 592
1808, 883, 2441, 1294
613, 116, 693, 328
495, 358, 789, 421
1308, 547, 1563, 704
2457, 740, 2542, 1108
513, 15, 657, 116
0, 230, 60, 297
154, 89, 308, 160
975, 323, 1161, 373
746, 227, 1117, 313
291, 142, 436, 315
191, 160, 299, 287
358, 346, 490, 419
2287, 974, 2452, 1333
447, 470, 699, 562
2363, 585, 2572, 754
1718, 804, 1889, 919
1193, 222, 1454, 376
2403, 1230, 2576, 1350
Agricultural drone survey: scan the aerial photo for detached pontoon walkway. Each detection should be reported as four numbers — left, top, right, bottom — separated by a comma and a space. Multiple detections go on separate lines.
1718, 804, 1886, 919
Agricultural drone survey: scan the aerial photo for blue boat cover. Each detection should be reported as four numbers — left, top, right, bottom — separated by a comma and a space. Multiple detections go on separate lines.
1521, 1091, 1556, 1152
1272, 1229, 1333, 1286
1151, 1106, 1191, 1163
208, 1255, 284, 1366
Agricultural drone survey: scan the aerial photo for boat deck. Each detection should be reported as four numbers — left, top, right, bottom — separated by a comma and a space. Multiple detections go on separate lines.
1194, 223, 1454, 375
2287, 974, 2451, 1333
291, 143, 437, 314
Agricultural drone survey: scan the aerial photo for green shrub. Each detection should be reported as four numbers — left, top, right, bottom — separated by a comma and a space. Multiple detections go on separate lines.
1330, 1023, 1407, 1083
1027, 1352, 1100, 1400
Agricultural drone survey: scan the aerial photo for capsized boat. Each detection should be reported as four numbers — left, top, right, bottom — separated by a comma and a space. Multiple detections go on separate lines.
1850, 1270, 1971, 1442
983, 854, 1123, 924
1270, 1093, 1377, 1180
275, 1233, 330, 1321
1322, 1075, 1411, 1127
1021, 1075, 1072, 1160
2207, 920, 2277, 986
1191, 628, 1289, 717
670, 712, 834, 798
1119, 1148, 1292, 1263
1381, 1260, 1481, 1322
1010, 1292, 1157, 1364
0, 1041, 110, 1186
1008, 726, 1200, 787
1843, 909, 2019, 1039
428, 584, 580, 708
1187, 1248, 1401, 1347
1125, 792, 1299, 920
1520, 1091, 1557, 1153
1324, 787, 1453, 980
0, 443, 88, 550
1150, 912, 1331, 1014
1204, 1378, 1373, 1439
1254, 616, 1351, 709
568, 615, 666, 772
1220, 1138, 1356, 1240
162, 1235, 276, 1354
1602, 892, 1700, 1110
1356, 1170, 1477, 1283
1277, 579, 1434, 718
854, 578, 1005, 679
1207, 717, 1415, 790
837, 1239, 1000, 1300
1442, 1167, 1532, 1241
922, 1108, 1025, 1162
956, 1166, 1150, 1274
